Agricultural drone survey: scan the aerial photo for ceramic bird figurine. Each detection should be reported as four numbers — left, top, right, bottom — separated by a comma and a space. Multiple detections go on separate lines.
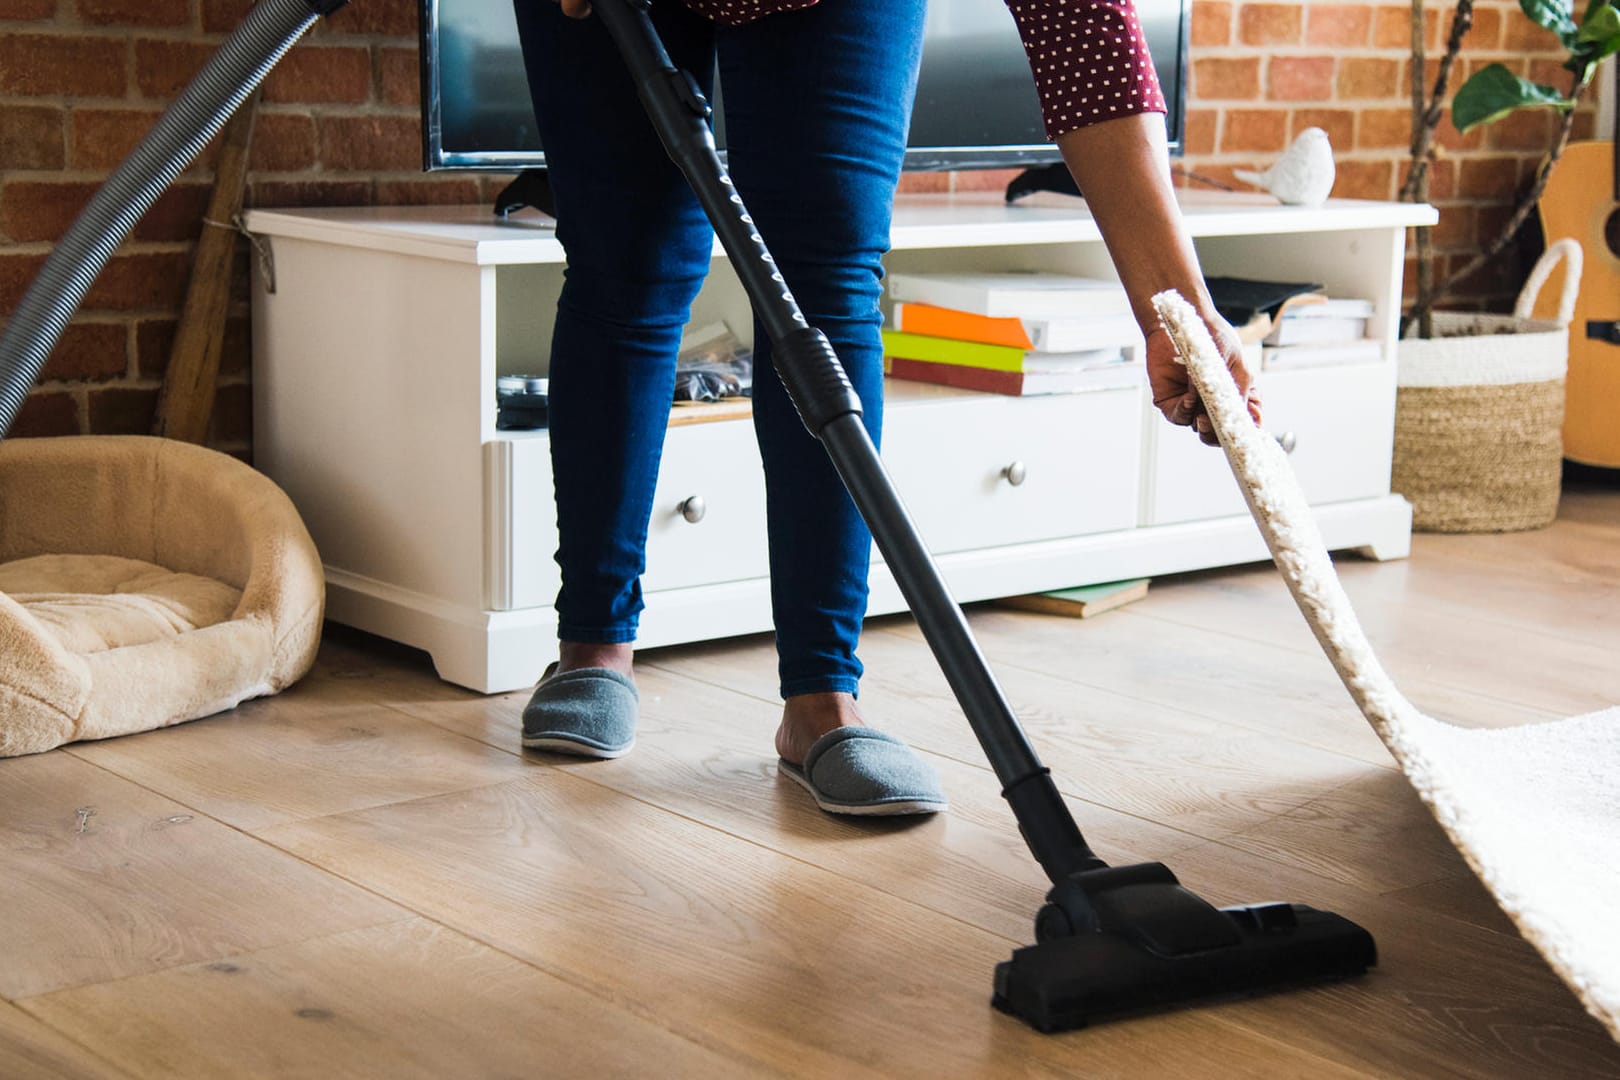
1234, 127, 1336, 207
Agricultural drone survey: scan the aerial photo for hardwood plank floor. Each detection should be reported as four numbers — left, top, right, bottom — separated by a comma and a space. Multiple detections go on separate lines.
3, 471, 1617, 1076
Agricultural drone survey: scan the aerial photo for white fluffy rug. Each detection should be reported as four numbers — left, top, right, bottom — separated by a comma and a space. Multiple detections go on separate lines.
1153, 291, 1620, 1042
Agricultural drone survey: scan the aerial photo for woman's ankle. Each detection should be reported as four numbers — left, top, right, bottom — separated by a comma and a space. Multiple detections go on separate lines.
556, 640, 635, 678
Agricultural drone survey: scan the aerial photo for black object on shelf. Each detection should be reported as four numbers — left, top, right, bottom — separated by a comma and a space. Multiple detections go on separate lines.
494, 170, 557, 220
496, 374, 549, 430
1005, 162, 1082, 204
1204, 275, 1326, 327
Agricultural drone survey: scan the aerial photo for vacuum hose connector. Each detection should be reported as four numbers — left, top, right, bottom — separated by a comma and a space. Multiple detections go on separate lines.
0, 0, 346, 439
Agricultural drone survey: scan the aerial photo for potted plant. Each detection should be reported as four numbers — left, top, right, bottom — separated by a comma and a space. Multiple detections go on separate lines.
1391, 0, 1618, 531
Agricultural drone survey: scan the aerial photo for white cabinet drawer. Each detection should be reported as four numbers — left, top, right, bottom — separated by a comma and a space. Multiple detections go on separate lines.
641, 420, 769, 592
1147, 362, 1395, 525
881, 382, 1143, 554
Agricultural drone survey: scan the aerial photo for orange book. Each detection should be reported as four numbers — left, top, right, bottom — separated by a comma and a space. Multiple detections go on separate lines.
892, 302, 1036, 349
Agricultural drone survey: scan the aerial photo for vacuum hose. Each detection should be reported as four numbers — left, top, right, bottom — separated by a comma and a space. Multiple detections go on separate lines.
0, 0, 348, 439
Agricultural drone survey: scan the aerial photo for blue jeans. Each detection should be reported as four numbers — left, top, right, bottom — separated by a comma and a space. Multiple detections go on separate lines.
513, 0, 926, 698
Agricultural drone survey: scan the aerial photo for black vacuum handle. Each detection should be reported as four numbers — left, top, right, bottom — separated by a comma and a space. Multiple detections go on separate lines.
591, 0, 1101, 882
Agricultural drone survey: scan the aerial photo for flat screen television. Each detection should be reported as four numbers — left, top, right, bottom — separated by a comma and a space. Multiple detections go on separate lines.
419, 0, 1189, 173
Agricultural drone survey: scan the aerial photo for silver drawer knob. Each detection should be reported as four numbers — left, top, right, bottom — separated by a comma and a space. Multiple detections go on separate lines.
1274, 431, 1298, 454
1002, 461, 1027, 487
679, 495, 706, 523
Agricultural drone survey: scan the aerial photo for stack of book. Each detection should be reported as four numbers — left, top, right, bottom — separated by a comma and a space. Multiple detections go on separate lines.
1260, 295, 1381, 371
881, 271, 1143, 396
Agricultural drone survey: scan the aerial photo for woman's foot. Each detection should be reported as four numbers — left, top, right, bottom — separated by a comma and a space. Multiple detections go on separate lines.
775, 692, 865, 767
522, 641, 638, 758
775, 693, 947, 816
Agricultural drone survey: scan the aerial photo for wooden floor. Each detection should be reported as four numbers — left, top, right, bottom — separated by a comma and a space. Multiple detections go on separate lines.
5, 475, 1620, 1079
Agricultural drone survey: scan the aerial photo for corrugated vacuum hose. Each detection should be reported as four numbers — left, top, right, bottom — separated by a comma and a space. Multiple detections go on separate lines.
0, 0, 349, 439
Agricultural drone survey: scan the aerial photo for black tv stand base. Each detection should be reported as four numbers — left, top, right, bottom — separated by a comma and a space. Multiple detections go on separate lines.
1005, 162, 1081, 204
494, 169, 556, 219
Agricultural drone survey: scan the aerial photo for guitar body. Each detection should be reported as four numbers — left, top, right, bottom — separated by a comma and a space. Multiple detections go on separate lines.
1534, 140, 1620, 467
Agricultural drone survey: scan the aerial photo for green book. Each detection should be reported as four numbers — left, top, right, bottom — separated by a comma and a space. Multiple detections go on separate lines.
995, 578, 1150, 619
881, 330, 1121, 374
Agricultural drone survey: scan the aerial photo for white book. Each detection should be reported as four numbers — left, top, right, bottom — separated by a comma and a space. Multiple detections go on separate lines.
1264, 317, 1370, 346
887, 271, 1132, 319
1282, 297, 1376, 319
1027, 314, 1143, 353
1262, 339, 1384, 371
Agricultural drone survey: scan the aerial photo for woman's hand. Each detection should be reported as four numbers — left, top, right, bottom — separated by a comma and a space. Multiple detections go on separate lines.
1145, 316, 1261, 446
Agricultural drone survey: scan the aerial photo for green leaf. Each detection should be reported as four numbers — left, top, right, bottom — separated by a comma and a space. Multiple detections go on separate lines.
1521, 0, 1579, 35
1452, 64, 1572, 134
1576, 1, 1620, 42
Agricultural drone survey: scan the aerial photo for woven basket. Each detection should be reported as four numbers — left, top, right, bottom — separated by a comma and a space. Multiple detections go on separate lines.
1392, 239, 1583, 533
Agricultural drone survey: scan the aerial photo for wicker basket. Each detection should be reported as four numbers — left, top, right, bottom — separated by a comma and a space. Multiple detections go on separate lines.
1392, 239, 1583, 533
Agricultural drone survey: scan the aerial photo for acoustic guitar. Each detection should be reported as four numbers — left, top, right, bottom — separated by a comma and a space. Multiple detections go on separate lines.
1534, 133, 1620, 467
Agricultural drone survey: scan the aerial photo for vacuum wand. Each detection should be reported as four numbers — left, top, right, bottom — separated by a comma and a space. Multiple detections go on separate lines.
592, 0, 1377, 1031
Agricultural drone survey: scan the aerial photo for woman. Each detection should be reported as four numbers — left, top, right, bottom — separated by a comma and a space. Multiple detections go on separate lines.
513, 0, 1258, 816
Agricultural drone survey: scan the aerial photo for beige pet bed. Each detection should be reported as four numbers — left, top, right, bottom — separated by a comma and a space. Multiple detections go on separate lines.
0, 435, 323, 758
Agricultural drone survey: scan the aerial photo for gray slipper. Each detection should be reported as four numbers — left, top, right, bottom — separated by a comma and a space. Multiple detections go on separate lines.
778, 727, 947, 816
521, 665, 638, 759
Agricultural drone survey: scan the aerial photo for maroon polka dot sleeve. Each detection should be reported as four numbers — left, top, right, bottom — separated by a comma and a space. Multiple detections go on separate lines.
681, 0, 1166, 141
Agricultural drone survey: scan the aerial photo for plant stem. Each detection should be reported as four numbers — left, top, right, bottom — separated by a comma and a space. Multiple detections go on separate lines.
1426, 78, 1586, 311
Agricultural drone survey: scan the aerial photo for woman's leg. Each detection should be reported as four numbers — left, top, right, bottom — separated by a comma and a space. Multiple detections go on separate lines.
513, 0, 717, 668
717, 0, 927, 755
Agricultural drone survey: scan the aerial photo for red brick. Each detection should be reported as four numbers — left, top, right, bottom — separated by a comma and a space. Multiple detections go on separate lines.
0, 252, 47, 316
0, 179, 96, 243
1291, 108, 1354, 150
1430, 205, 1475, 250
1359, 107, 1413, 149
0, 104, 65, 169
0, 33, 127, 97
1337, 58, 1401, 100
1183, 107, 1218, 155
69, 107, 163, 170
83, 251, 190, 312
138, 315, 249, 378
247, 179, 374, 208
1468, 6, 1503, 50
897, 172, 950, 194
1333, 159, 1394, 200
1373, 5, 1438, 49
1572, 110, 1596, 140
0, 0, 55, 20
1487, 106, 1560, 150
134, 39, 218, 101
1434, 109, 1486, 151
1193, 57, 1261, 99
200, 0, 254, 33
315, 114, 422, 172
1457, 155, 1521, 198
40, 321, 126, 381
1238, 3, 1302, 45
323, 1, 417, 38
1503, 14, 1561, 50
1191, 0, 1232, 46
10, 391, 80, 437
1397, 157, 1456, 199
131, 182, 211, 242
1527, 58, 1577, 91
1306, 4, 1371, 46
1269, 56, 1334, 101
378, 46, 420, 108
263, 45, 372, 106
249, 111, 318, 172
207, 382, 252, 443
952, 168, 1021, 193
77, 0, 188, 26
87, 385, 159, 435
1221, 108, 1289, 152
374, 177, 484, 206
1196, 163, 1261, 192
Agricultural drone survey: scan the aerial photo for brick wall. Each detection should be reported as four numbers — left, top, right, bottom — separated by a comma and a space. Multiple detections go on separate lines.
0, 0, 1600, 448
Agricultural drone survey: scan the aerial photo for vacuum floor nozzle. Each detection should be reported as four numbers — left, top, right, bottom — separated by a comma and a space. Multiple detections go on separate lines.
994, 899, 1376, 1032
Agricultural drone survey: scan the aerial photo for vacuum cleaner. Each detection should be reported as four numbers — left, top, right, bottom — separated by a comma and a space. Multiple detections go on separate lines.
0, 0, 1376, 1032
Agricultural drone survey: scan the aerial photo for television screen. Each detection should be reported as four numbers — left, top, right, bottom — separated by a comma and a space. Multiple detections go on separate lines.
419, 0, 1188, 172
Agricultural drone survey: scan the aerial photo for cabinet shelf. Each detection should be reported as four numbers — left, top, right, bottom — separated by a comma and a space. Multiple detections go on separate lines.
246, 193, 1426, 692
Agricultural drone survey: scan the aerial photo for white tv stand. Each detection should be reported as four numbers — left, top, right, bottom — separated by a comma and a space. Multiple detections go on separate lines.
247, 191, 1436, 693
